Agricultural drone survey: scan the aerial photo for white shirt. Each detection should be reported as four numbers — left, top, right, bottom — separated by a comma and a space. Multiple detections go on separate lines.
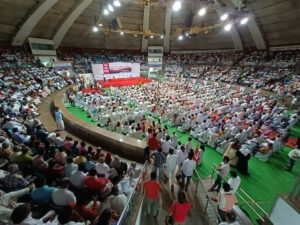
218, 162, 230, 178
108, 194, 128, 214
166, 154, 178, 173
70, 171, 86, 188
228, 177, 241, 194
181, 159, 196, 177
95, 162, 110, 177
161, 139, 172, 153
219, 222, 240, 225
177, 150, 186, 165
185, 141, 193, 152
52, 188, 76, 206
288, 148, 300, 160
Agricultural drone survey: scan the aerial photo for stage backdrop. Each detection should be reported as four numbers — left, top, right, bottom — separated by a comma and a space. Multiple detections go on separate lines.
92, 62, 140, 80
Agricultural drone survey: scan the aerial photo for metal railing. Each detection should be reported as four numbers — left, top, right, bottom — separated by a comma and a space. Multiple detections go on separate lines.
193, 169, 222, 225
117, 161, 149, 225
210, 162, 269, 222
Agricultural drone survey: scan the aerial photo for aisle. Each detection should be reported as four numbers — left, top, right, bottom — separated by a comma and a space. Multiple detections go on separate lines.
66, 104, 300, 224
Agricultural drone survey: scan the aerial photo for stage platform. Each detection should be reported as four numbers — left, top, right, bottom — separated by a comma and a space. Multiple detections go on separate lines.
99, 77, 151, 88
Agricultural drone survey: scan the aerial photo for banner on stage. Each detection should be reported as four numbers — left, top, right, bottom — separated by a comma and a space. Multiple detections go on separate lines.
92, 62, 140, 80
52, 61, 72, 71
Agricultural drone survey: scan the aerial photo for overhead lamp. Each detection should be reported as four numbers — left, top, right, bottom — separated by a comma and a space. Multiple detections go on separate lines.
108, 4, 114, 12
150, 35, 154, 39
103, 9, 109, 15
224, 23, 232, 31
220, 13, 228, 21
160, 35, 164, 39
198, 7, 206, 16
134, 34, 138, 37
113, 0, 121, 7
93, 26, 98, 32
185, 33, 189, 37
240, 17, 249, 25
120, 31, 124, 35
172, 1, 181, 12
178, 35, 183, 40
98, 23, 103, 27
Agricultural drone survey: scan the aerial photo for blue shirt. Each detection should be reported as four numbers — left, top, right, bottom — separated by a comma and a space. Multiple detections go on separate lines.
65, 163, 78, 177
55, 110, 63, 121
84, 160, 96, 171
31, 185, 56, 204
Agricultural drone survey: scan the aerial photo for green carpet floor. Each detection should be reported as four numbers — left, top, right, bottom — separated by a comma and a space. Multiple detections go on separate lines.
67, 104, 300, 224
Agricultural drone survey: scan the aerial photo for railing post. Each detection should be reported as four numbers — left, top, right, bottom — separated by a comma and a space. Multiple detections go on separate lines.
195, 180, 199, 197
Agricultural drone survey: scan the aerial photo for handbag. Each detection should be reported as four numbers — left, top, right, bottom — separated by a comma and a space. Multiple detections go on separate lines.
166, 203, 177, 225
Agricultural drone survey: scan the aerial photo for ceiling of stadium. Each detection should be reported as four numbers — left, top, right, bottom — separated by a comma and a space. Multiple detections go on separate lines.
0, 0, 299, 51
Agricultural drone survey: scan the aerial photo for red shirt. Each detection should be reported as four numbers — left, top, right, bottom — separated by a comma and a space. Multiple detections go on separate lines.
149, 136, 159, 151
170, 202, 191, 223
70, 200, 98, 221
143, 180, 161, 200
84, 176, 109, 193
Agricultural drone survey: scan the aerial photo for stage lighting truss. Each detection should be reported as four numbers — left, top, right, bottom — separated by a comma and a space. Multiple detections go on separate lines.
171, 15, 252, 39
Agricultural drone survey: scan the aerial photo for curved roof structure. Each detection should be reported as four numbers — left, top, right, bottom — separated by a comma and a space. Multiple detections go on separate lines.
0, 0, 299, 50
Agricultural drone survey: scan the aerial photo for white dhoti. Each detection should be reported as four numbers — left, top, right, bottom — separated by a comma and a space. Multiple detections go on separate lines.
56, 119, 65, 130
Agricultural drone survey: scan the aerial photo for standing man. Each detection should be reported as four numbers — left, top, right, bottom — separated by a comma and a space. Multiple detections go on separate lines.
208, 156, 230, 192
143, 171, 161, 217
151, 147, 166, 182
181, 151, 196, 191
165, 148, 178, 191
160, 135, 172, 157
285, 147, 300, 172
54, 107, 65, 131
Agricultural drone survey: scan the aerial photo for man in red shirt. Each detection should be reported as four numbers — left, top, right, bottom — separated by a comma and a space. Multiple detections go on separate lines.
143, 171, 161, 216
149, 133, 159, 152
84, 169, 110, 194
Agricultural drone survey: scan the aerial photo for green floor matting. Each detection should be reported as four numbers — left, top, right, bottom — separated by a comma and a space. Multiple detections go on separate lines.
67, 104, 300, 224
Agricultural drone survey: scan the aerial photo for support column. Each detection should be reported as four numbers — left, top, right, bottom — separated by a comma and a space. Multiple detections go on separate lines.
53, 0, 93, 48
12, 0, 58, 46
163, 5, 172, 53
231, 0, 266, 49
141, 4, 150, 52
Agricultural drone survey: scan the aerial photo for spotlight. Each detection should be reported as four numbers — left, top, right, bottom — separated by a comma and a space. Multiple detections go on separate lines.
240, 17, 249, 25
108, 4, 114, 12
120, 31, 124, 35
185, 33, 189, 37
150, 35, 154, 39
198, 7, 206, 16
98, 23, 103, 27
134, 34, 138, 37
93, 26, 98, 32
220, 13, 228, 21
103, 9, 109, 15
113, 0, 121, 7
172, 1, 181, 12
178, 35, 183, 40
160, 35, 164, 39
224, 23, 232, 31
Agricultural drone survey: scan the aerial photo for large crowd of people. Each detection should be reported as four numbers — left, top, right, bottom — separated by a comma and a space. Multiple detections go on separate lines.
0, 46, 299, 225
0, 49, 148, 225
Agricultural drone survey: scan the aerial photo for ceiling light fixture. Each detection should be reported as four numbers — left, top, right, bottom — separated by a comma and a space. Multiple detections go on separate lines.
185, 33, 189, 37
150, 35, 154, 39
160, 35, 164, 39
98, 23, 103, 27
178, 35, 183, 40
220, 13, 228, 21
172, 1, 181, 12
108, 4, 114, 12
240, 17, 249, 25
103, 9, 109, 15
120, 31, 124, 35
113, 0, 121, 7
224, 23, 232, 31
93, 26, 98, 32
198, 7, 206, 16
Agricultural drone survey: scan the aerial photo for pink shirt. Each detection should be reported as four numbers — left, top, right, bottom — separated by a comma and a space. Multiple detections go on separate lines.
55, 152, 67, 164
33, 155, 48, 169
217, 193, 237, 212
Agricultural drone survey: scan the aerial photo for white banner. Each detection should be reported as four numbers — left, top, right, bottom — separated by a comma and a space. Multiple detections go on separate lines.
92, 62, 140, 80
